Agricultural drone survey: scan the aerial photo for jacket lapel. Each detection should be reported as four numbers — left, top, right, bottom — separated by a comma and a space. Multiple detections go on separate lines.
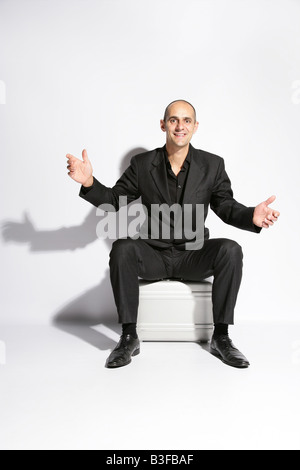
150, 145, 207, 205
150, 147, 172, 205
182, 145, 207, 203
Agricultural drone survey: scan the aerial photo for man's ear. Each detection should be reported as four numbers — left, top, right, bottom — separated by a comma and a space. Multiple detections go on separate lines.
193, 121, 199, 134
160, 119, 166, 132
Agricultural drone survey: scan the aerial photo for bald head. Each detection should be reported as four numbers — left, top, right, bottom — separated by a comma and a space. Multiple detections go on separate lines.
163, 100, 197, 122
160, 100, 199, 149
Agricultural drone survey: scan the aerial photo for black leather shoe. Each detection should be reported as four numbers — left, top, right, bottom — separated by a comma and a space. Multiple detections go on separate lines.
105, 334, 140, 369
210, 335, 250, 368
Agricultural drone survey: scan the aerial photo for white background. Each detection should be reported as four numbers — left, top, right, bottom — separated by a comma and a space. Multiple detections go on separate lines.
0, 0, 299, 326
1, 0, 300, 452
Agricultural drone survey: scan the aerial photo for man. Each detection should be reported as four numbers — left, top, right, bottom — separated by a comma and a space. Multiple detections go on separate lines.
66, 100, 279, 369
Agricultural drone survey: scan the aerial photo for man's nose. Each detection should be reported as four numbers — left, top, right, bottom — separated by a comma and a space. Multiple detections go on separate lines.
176, 120, 184, 130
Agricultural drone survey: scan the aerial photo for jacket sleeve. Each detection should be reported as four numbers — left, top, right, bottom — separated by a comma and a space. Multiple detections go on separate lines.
210, 158, 261, 233
79, 157, 140, 211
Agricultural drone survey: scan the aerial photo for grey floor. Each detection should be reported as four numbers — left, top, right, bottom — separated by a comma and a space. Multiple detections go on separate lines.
0, 322, 300, 450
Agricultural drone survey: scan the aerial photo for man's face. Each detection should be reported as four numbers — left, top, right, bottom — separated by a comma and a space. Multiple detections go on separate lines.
160, 102, 199, 149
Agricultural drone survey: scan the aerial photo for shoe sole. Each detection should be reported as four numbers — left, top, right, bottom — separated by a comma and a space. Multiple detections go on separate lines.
106, 347, 140, 369
210, 347, 250, 369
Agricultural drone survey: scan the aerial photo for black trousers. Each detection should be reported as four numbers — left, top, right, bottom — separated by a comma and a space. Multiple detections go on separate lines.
109, 238, 243, 325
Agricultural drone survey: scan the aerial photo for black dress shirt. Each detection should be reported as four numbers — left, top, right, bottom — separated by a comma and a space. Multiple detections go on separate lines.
164, 147, 191, 204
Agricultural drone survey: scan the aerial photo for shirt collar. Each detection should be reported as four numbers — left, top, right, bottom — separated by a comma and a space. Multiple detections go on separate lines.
164, 145, 192, 170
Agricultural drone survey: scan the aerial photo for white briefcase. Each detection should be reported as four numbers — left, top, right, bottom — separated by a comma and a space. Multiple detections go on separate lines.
137, 279, 213, 342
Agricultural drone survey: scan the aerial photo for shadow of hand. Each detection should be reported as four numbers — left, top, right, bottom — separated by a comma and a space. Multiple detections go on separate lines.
1, 212, 36, 243
0, 208, 104, 252
0, 147, 148, 252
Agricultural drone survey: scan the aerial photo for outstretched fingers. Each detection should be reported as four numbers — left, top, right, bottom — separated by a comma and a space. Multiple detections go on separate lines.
82, 149, 89, 161
264, 217, 274, 227
265, 195, 276, 206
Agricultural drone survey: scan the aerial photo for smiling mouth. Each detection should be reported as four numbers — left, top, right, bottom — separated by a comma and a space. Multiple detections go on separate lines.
174, 133, 187, 137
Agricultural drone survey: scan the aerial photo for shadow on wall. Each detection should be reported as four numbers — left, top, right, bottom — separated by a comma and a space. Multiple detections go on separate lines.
1, 147, 147, 351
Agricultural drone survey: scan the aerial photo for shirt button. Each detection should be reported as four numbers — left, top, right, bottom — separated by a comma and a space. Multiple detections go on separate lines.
178, 185, 182, 189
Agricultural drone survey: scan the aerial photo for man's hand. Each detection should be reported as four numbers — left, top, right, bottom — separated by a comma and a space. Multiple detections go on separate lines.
66, 149, 93, 186
253, 195, 280, 229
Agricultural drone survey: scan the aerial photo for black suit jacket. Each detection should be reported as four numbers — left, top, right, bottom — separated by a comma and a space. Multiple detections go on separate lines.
79, 144, 261, 248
